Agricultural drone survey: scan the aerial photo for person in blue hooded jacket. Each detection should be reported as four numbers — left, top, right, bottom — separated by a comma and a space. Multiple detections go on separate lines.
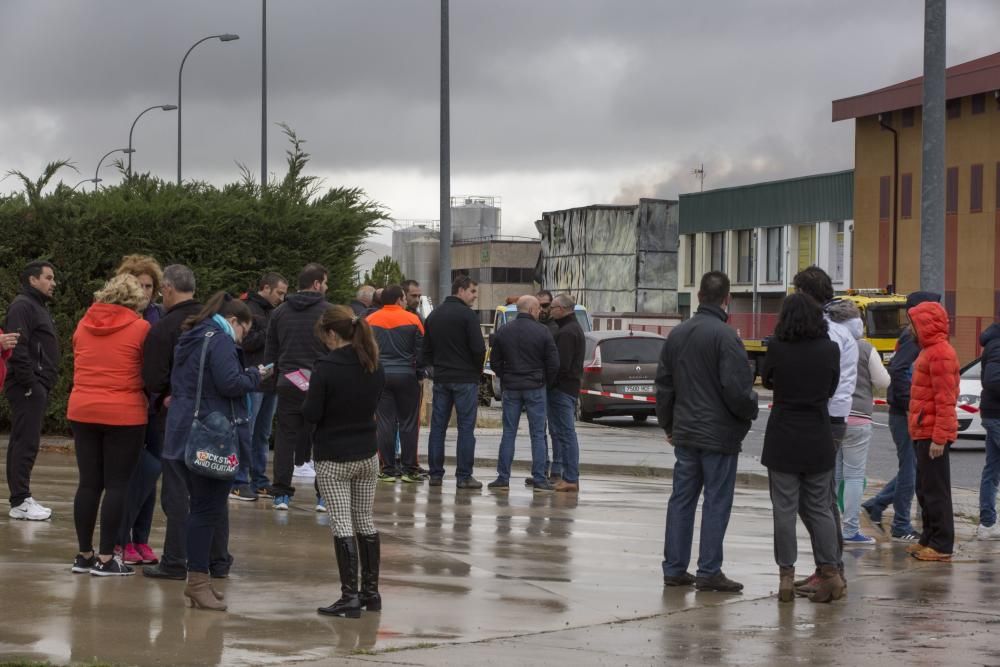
163, 292, 262, 611
977, 321, 1000, 539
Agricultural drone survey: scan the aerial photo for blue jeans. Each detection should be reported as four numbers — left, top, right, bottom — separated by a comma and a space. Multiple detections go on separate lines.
835, 422, 872, 537
547, 389, 579, 483
663, 446, 739, 579
979, 418, 1000, 526
863, 412, 916, 535
496, 387, 548, 484
235, 392, 276, 490
427, 382, 478, 481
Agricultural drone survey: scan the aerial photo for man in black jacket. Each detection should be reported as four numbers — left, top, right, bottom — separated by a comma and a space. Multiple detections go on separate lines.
423, 276, 487, 488
655, 271, 758, 592
231, 272, 287, 501
487, 295, 560, 492
862, 290, 941, 542
265, 263, 333, 509
4, 260, 58, 521
547, 294, 585, 493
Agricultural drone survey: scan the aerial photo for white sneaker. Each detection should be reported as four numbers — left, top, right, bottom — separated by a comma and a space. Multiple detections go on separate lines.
10, 497, 52, 521
977, 523, 1000, 540
293, 462, 316, 478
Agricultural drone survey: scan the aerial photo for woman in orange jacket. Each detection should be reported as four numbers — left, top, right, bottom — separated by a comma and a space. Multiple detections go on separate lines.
906, 301, 960, 561
68, 274, 151, 576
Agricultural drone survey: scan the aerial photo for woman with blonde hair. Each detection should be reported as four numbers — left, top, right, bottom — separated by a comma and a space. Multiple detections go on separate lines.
115, 254, 167, 565
304, 306, 385, 618
69, 274, 151, 576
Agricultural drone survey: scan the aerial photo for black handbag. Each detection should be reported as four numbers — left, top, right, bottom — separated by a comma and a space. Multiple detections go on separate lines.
184, 331, 241, 480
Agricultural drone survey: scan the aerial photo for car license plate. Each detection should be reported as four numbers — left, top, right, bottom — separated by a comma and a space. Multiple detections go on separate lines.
622, 385, 653, 394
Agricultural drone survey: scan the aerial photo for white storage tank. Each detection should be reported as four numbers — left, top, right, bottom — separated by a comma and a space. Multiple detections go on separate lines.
451, 195, 501, 242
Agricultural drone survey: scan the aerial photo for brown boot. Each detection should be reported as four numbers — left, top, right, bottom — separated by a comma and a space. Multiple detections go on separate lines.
184, 572, 227, 611
793, 568, 820, 597
778, 566, 795, 603
808, 564, 845, 603
210, 584, 225, 601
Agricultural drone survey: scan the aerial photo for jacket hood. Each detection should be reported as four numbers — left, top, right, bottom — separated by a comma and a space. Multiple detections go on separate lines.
845, 317, 863, 340
316, 345, 360, 368
908, 301, 950, 347
80, 302, 141, 336
285, 291, 326, 311
247, 291, 275, 311
825, 299, 860, 324
981, 322, 1000, 347
905, 291, 942, 309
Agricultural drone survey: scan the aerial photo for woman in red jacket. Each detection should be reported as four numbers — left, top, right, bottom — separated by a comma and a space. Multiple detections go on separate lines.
68, 274, 151, 576
906, 301, 960, 561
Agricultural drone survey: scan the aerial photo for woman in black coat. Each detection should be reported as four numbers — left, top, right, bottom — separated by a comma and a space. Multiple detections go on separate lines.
303, 305, 385, 618
761, 293, 843, 603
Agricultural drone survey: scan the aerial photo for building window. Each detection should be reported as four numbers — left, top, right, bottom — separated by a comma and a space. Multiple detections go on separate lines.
972, 93, 986, 115
765, 227, 782, 283
687, 234, 697, 286
830, 222, 845, 283
879, 111, 893, 128
710, 232, 726, 273
971, 164, 984, 213
902, 107, 915, 127
736, 230, 753, 283
946, 98, 961, 119
901, 173, 913, 219
879, 176, 891, 220
946, 166, 959, 214
797, 225, 815, 272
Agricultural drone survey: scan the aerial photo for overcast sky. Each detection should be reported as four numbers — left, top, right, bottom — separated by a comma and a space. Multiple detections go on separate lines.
2, 1, 998, 246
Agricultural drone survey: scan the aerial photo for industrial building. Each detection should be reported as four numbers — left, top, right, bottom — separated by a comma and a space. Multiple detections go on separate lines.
833, 50, 1000, 361
678, 171, 853, 334
535, 198, 679, 316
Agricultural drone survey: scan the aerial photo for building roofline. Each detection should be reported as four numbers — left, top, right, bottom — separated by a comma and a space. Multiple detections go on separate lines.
832, 50, 1000, 121
540, 198, 675, 218
678, 169, 854, 200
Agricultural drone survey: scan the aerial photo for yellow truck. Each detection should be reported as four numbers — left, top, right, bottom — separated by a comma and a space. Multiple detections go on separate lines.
744, 289, 909, 377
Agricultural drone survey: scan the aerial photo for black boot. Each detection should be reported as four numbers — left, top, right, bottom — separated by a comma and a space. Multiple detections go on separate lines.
318, 536, 361, 618
357, 532, 382, 612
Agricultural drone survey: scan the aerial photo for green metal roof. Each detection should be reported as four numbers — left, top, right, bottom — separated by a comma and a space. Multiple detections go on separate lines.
678, 170, 853, 234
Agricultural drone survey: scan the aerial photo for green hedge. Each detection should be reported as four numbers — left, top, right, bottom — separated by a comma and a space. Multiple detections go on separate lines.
0, 131, 385, 432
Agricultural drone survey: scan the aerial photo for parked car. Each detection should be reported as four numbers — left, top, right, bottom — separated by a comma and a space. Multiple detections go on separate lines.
578, 330, 665, 423
953, 357, 985, 449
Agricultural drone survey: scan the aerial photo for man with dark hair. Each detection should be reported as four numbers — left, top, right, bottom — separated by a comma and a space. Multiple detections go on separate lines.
351, 285, 374, 317
265, 263, 333, 510
548, 294, 586, 493
655, 271, 758, 592
401, 280, 423, 318
142, 265, 220, 579
536, 290, 559, 335
791, 265, 857, 596
423, 276, 486, 488
4, 260, 58, 520
231, 272, 288, 501
863, 291, 941, 542
368, 285, 425, 482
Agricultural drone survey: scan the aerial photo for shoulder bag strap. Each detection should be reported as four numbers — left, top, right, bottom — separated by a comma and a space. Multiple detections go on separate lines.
192, 331, 214, 418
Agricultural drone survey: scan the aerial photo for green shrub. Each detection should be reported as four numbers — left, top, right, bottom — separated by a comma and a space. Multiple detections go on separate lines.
0, 128, 386, 432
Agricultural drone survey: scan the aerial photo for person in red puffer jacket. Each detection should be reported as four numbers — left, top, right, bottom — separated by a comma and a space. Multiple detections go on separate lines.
906, 300, 960, 561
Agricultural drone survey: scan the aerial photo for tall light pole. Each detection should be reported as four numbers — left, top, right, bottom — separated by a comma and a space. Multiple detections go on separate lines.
176, 33, 240, 185
128, 104, 177, 178
261, 0, 268, 188
95, 148, 134, 188
439, 0, 451, 304
920, 0, 945, 295
73, 178, 101, 191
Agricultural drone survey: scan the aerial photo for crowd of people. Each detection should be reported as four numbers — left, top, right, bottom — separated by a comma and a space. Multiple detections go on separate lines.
655, 265, 967, 603
2, 257, 587, 617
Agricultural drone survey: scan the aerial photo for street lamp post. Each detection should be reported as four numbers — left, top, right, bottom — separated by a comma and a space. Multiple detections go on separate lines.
73, 178, 101, 191
95, 148, 135, 188
176, 33, 240, 185
128, 104, 177, 178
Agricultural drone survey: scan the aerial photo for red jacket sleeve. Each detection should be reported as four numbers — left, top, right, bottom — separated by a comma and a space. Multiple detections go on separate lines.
929, 345, 960, 445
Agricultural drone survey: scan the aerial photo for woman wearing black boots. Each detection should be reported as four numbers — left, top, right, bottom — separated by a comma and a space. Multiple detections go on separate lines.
304, 305, 385, 618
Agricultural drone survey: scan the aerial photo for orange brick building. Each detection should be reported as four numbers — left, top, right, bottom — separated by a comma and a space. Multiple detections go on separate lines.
833, 51, 1000, 362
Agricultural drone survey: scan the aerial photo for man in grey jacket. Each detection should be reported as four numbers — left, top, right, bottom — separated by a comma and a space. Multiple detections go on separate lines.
655, 271, 758, 592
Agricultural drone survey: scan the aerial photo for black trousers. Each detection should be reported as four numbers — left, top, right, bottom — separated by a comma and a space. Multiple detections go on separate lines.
273, 384, 311, 497
5, 383, 49, 507
914, 439, 955, 553
70, 421, 145, 555
376, 373, 421, 475
184, 466, 231, 574
159, 458, 231, 574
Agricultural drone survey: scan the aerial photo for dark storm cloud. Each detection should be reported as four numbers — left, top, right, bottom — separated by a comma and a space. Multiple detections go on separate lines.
1, 0, 998, 206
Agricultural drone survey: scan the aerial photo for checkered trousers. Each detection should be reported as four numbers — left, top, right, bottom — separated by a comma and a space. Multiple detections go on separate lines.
316, 455, 379, 537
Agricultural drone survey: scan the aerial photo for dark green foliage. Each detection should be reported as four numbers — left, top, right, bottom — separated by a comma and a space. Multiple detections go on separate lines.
362, 256, 405, 288
0, 129, 385, 432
